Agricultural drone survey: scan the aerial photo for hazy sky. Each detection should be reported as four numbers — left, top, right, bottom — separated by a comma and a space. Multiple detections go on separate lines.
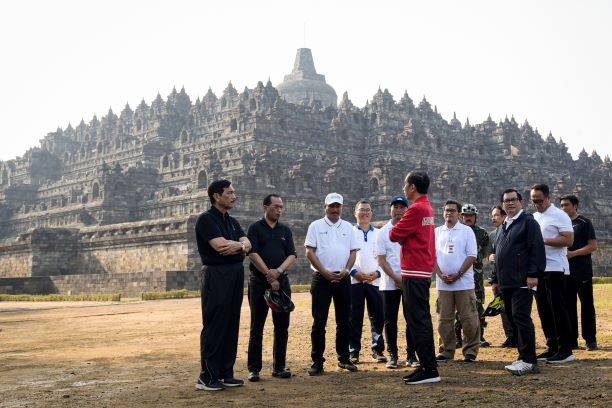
1, 0, 610, 161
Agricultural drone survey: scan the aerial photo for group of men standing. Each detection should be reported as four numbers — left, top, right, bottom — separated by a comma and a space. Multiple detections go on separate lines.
193, 173, 599, 390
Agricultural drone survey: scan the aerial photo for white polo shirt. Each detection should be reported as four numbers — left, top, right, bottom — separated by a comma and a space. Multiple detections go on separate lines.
304, 217, 360, 273
375, 220, 402, 291
351, 224, 380, 286
435, 221, 478, 292
533, 205, 573, 273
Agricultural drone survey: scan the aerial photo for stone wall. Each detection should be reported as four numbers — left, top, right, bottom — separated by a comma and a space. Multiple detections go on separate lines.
77, 217, 196, 274
0, 242, 32, 278
0, 270, 200, 297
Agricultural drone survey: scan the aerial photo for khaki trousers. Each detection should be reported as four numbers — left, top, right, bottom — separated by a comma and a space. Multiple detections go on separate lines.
437, 289, 480, 358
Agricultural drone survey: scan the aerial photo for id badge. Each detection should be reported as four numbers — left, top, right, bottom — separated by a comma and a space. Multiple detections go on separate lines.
447, 242, 454, 254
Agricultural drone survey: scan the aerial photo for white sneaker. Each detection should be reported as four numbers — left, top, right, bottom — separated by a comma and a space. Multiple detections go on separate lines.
504, 360, 522, 370
506, 361, 540, 376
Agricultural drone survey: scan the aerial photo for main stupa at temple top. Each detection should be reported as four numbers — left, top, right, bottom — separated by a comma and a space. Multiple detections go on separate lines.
276, 48, 338, 108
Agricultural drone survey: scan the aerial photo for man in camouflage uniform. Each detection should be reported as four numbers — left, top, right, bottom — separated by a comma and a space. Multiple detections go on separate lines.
456, 204, 490, 347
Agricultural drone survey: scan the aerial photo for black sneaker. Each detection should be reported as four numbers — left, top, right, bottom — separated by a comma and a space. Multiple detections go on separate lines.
463, 354, 476, 363
372, 351, 387, 363
501, 337, 517, 348
196, 378, 225, 391
436, 354, 450, 363
247, 371, 260, 382
272, 368, 291, 379
221, 378, 244, 387
546, 352, 576, 364
349, 355, 360, 364
480, 339, 490, 348
536, 349, 556, 361
402, 368, 420, 381
404, 368, 441, 384
586, 341, 598, 351
338, 361, 358, 372
308, 363, 324, 376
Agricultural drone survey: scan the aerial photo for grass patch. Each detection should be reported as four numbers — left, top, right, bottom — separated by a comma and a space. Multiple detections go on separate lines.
0, 293, 121, 302
291, 284, 311, 293
141, 285, 312, 301
592, 276, 612, 284
142, 289, 200, 300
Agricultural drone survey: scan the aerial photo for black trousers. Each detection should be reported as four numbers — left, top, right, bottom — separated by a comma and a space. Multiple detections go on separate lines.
502, 287, 537, 364
501, 309, 516, 340
382, 289, 415, 357
200, 263, 244, 383
349, 282, 385, 356
247, 275, 291, 373
402, 277, 437, 371
535, 272, 574, 354
310, 272, 351, 364
564, 275, 597, 344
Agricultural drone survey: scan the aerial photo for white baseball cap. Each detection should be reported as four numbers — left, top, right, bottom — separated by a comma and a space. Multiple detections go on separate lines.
324, 192, 343, 205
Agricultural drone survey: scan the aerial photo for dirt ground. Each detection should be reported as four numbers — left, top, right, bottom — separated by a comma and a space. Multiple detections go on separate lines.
1, 288, 611, 408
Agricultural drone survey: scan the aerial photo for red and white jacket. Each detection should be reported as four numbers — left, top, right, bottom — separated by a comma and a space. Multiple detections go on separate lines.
389, 195, 436, 279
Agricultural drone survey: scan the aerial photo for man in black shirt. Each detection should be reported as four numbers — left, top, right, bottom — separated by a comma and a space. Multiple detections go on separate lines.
246, 194, 297, 382
559, 195, 598, 351
195, 179, 252, 392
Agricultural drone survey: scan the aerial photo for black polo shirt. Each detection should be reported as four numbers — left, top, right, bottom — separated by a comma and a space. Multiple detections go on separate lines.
195, 206, 246, 266
247, 218, 297, 280
568, 215, 597, 278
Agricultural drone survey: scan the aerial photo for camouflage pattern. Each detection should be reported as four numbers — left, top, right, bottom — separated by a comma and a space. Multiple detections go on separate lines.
455, 225, 489, 333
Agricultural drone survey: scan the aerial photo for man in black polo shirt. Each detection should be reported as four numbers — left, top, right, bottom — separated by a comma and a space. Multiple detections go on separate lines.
246, 194, 297, 382
560, 194, 599, 351
195, 179, 252, 392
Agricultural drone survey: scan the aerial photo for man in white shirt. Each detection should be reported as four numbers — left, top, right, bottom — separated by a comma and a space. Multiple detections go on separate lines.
434, 200, 480, 362
531, 184, 576, 364
376, 195, 418, 369
348, 200, 386, 364
305, 192, 361, 375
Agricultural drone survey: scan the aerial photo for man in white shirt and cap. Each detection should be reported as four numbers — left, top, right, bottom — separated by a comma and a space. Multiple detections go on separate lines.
305, 192, 361, 376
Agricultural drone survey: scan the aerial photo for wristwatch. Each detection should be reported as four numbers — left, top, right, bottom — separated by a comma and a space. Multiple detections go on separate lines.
277, 267, 286, 275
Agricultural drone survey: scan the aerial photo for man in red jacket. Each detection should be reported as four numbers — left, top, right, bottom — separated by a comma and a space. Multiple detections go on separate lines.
390, 171, 440, 384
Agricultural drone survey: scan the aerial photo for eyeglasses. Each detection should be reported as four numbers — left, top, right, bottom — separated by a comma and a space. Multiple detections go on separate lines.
503, 198, 519, 203
531, 199, 544, 204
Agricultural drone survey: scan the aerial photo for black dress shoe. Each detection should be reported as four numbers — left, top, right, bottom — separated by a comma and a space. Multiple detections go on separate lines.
308, 363, 324, 376
272, 368, 292, 378
247, 372, 260, 382
337, 361, 358, 372
501, 337, 517, 348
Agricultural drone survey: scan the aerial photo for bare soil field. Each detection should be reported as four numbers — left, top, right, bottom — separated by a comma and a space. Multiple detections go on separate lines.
1, 287, 611, 408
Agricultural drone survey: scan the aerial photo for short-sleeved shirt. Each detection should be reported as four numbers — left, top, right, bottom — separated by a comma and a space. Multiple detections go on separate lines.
195, 206, 246, 266
568, 215, 597, 278
435, 222, 478, 292
375, 220, 402, 291
304, 217, 360, 273
351, 224, 381, 286
533, 205, 574, 273
247, 218, 297, 281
